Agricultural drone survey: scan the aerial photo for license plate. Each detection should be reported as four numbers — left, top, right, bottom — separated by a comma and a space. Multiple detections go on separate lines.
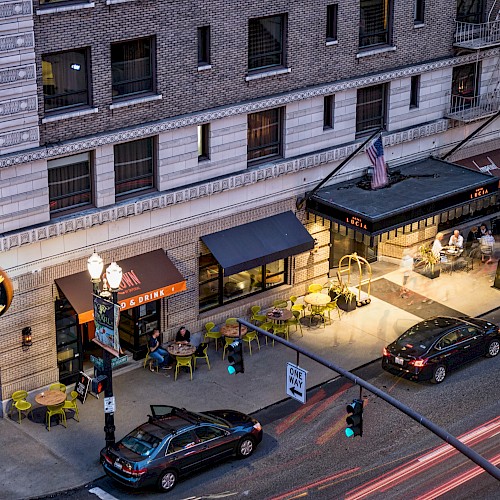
395, 356, 404, 366
114, 461, 122, 470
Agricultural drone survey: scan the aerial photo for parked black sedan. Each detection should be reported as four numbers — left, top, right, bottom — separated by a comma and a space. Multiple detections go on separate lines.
100, 405, 263, 492
382, 316, 499, 383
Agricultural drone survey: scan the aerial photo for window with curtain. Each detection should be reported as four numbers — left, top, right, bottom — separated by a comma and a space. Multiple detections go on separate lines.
111, 38, 153, 99
248, 15, 285, 71
48, 153, 92, 215
359, 0, 393, 48
114, 137, 155, 198
356, 84, 387, 135
456, 0, 485, 23
247, 108, 283, 164
43, 49, 89, 112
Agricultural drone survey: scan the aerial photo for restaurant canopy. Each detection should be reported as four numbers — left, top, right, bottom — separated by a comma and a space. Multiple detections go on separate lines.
55, 249, 186, 323
306, 157, 498, 241
454, 148, 500, 179
201, 211, 314, 275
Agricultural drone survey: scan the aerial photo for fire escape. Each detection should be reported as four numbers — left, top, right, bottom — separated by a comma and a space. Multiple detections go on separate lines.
445, 1, 500, 123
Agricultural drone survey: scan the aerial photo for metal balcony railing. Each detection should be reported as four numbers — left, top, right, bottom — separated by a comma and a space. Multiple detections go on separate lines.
454, 20, 500, 49
445, 92, 500, 122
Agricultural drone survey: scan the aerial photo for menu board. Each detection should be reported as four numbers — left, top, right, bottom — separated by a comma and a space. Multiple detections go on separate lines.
75, 372, 92, 403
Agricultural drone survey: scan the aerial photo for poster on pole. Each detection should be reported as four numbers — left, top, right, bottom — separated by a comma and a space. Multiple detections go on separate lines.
92, 294, 121, 357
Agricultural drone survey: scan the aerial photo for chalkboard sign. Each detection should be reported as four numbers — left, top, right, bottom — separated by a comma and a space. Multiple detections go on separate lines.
493, 260, 500, 290
75, 372, 92, 403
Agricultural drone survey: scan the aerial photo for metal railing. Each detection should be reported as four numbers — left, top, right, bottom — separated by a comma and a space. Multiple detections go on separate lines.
454, 20, 500, 47
446, 91, 500, 122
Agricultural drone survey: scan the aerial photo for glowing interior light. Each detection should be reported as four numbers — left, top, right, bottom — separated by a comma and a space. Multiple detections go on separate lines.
70, 64, 81, 71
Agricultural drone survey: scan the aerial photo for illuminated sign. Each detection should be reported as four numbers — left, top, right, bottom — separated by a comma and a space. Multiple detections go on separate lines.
469, 187, 489, 199
0, 268, 14, 317
345, 216, 368, 230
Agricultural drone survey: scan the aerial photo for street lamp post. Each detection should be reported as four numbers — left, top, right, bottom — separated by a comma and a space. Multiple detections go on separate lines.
87, 252, 123, 449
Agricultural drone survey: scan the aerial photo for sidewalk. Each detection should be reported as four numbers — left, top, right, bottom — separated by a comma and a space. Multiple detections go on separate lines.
2, 261, 499, 499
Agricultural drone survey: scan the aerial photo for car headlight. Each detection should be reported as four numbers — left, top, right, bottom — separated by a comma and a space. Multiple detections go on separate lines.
253, 422, 262, 431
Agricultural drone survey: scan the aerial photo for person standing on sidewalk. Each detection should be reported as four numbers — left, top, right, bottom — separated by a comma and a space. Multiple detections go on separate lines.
149, 329, 172, 371
399, 249, 414, 299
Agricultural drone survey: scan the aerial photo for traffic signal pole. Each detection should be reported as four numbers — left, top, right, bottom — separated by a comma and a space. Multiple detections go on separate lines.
238, 318, 500, 481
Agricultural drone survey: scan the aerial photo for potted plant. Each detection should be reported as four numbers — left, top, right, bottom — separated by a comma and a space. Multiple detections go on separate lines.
326, 274, 357, 312
414, 244, 440, 279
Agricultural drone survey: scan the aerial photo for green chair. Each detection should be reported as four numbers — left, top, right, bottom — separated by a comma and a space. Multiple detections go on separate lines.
325, 300, 341, 323
49, 383, 67, 393
308, 284, 324, 293
310, 305, 327, 328
11, 390, 28, 402
204, 322, 222, 351
143, 345, 159, 372
11, 399, 32, 424
259, 321, 275, 346
63, 391, 80, 422
273, 323, 289, 341
250, 305, 267, 324
46, 402, 67, 431
242, 331, 260, 355
287, 310, 303, 337
273, 299, 288, 309
225, 317, 238, 326
175, 356, 193, 381
192, 343, 211, 370
290, 296, 306, 317
222, 336, 236, 360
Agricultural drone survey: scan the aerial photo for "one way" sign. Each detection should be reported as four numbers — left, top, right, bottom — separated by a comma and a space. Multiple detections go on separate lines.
286, 362, 308, 404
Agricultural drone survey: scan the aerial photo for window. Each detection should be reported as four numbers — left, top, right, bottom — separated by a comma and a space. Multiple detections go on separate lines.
414, 0, 425, 24
111, 38, 153, 99
356, 84, 388, 135
457, 0, 485, 23
248, 15, 285, 71
197, 26, 211, 66
114, 137, 155, 198
167, 431, 197, 454
194, 426, 225, 442
410, 75, 420, 108
198, 124, 210, 161
326, 4, 338, 42
199, 256, 286, 311
359, 0, 393, 48
247, 108, 283, 164
48, 153, 92, 215
39, 0, 88, 4
451, 63, 480, 111
323, 95, 335, 129
42, 49, 89, 112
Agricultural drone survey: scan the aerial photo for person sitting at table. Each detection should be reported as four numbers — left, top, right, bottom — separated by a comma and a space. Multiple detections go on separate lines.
149, 329, 172, 371
431, 232, 444, 258
175, 326, 191, 344
448, 230, 463, 249
480, 230, 495, 264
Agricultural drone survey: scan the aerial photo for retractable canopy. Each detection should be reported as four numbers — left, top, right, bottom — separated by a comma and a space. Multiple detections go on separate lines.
201, 211, 314, 275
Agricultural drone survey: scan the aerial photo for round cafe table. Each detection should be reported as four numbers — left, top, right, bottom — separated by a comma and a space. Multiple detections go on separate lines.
267, 309, 293, 322
35, 389, 66, 406
220, 324, 248, 338
304, 292, 331, 307
167, 343, 196, 357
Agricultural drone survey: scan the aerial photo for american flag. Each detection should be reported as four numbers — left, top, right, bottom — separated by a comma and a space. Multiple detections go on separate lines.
366, 135, 388, 190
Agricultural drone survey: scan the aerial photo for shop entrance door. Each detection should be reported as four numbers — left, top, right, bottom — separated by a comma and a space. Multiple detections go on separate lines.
329, 231, 377, 269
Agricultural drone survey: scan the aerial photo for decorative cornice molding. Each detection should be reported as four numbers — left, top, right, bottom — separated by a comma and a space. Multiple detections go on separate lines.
0, 64, 35, 87
0, 0, 32, 19
0, 96, 37, 117
0, 119, 449, 252
0, 126, 38, 149
0, 32, 34, 53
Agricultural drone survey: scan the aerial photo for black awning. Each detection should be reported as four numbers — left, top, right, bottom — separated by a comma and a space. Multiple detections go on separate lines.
201, 211, 314, 275
306, 157, 499, 236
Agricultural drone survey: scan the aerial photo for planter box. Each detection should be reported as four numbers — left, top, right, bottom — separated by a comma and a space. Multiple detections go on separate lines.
337, 295, 357, 312
414, 265, 441, 279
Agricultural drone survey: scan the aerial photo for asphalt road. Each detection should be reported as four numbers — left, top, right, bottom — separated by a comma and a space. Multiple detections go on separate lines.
36, 330, 500, 500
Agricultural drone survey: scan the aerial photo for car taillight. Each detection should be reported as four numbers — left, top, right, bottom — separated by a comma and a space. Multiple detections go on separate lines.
382, 347, 391, 357
122, 464, 147, 477
253, 422, 262, 431
102, 453, 113, 465
409, 359, 427, 367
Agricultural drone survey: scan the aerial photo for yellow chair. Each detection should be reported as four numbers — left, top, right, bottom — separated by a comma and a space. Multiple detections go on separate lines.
225, 317, 237, 326
143, 345, 159, 372
11, 400, 32, 424
204, 322, 222, 351
11, 390, 28, 402
250, 306, 267, 324
290, 296, 306, 317
63, 390, 80, 422
273, 299, 288, 309
192, 343, 211, 370
258, 321, 275, 346
242, 331, 260, 355
222, 336, 236, 360
273, 323, 289, 341
46, 402, 67, 431
49, 383, 67, 393
174, 356, 193, 381
325, 301, 341, 323
308, 284, 324, 293
287, 310, 303, 337
310, 305, 327, 328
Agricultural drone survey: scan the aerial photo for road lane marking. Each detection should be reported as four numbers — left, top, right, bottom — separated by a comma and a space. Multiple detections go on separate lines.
88, 487, 120, 500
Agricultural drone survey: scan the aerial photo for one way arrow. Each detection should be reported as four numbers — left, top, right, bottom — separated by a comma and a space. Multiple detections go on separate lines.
290, 387, 303, 397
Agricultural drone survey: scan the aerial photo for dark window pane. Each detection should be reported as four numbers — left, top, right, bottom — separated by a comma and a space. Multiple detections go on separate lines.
324, 95, 335, 128
451, 63, 479, 111
410, 75, 420, 108
198, 124, 210, 161
457, 0, 485, 23
43, 50, 88, 112
198, 26, 211, 65
112, 38, 153, 98
360, 0, 391, 48
356, 84, 387, 134
247, 108, 282, 163
48, 153, 92, 213
326, 4, 338, 41
248, 15, 284, 70
114, 137, 154, 197
414, 0, 425, 23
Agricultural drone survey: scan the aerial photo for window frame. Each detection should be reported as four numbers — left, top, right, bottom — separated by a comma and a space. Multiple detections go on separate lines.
48, 152, 93, 216
111, 37, 155, 101
42, 48, 90, 113
248, 14, 286, 72
359, 0, 393, 49
247, 107, 283, 165
197, 26, 211, 66
414, 0, 425, 24
323, 95, 335, 129
326, 4, 339, 42
198, 124, 210, 161
355, 83, 388, 137
410, 75, 420, 108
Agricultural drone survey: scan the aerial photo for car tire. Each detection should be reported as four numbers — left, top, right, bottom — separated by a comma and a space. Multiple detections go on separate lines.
431, 365, 446, 384
485, 339, 500, 358
236, 436, 255, 459
158, 469, 177, 492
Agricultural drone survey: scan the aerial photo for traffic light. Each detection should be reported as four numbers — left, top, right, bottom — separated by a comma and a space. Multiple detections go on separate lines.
345, 398, 363, 437
227, 340, 244, 374
92, 375, 108, 395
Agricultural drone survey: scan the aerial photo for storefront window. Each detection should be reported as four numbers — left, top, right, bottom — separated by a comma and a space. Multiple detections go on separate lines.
119, 301, 159, 357
199, 255, 286, 311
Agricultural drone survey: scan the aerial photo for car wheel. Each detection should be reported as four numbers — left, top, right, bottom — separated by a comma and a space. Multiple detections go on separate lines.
158, 469, 177, 492
237, 436, 255, 458
431, 365, 446, 384
485, 339, 500, 358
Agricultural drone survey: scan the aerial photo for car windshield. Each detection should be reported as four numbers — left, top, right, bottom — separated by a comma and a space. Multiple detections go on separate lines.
396, 326, 438, 354
121, 429, 163, 457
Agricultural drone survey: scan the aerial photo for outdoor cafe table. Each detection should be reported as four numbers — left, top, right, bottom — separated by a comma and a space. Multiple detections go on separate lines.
220, 324, 248, 338
304, 292, 331, 307
440, 246, 463, 273
167, 343, 196, 357
35, 389, 66, 406
266, 309, 293, 323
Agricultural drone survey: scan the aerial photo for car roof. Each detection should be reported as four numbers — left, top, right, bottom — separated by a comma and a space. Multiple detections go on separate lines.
138, 407, 208, 438
399, 317, 465, 344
